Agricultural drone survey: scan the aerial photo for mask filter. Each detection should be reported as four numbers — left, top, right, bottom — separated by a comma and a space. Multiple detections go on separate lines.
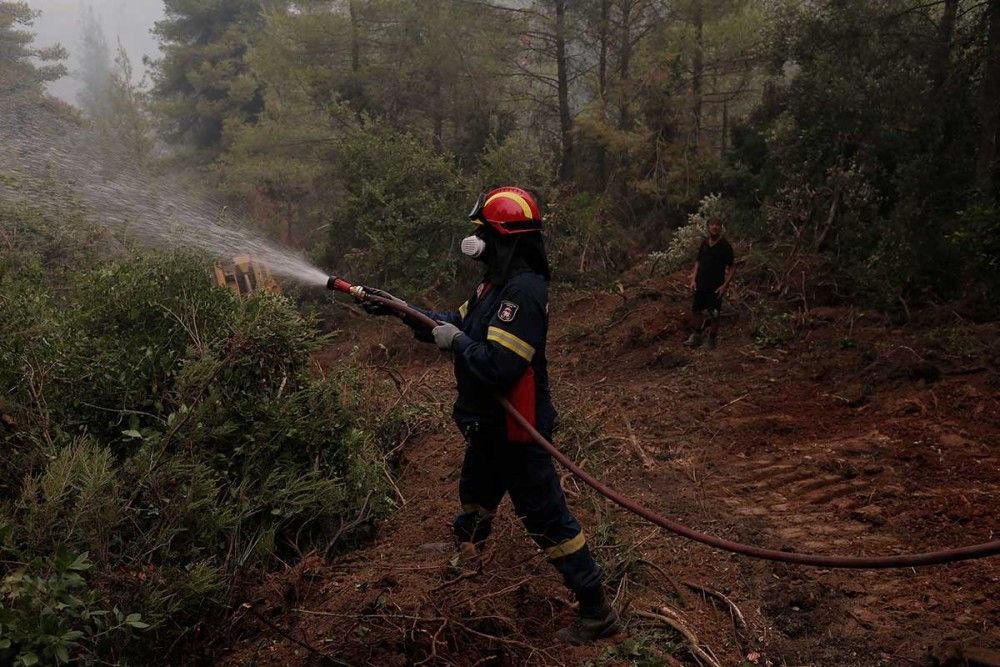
461, 235, 487, 259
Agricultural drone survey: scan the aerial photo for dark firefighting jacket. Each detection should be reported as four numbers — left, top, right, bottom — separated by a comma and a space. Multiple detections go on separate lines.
412, 269, 555, 439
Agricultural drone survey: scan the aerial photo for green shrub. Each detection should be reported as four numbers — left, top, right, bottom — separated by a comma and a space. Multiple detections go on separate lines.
0, 245, 410, 662
546, 188, 630, 284
330, 118, 467, 296
951, 203, 1000, 316
752, 301, 797, 348
472, 133, 554, 195
648, 193, 729, 275
15, 440, 122, 558
0, 549, 145, 667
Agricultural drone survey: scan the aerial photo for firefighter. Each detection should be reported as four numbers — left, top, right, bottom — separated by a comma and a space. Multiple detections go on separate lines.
358, 187, 620, 644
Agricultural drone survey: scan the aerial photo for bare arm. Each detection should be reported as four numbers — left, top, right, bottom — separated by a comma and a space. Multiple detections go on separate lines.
689, 261, 699, 291
718, 264, 736, 294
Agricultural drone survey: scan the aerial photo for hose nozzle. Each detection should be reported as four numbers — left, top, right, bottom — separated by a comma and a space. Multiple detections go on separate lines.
326, 276, 353, 294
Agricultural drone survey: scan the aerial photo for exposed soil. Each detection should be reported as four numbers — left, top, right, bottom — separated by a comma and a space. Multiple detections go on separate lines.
219, 275, 999, 666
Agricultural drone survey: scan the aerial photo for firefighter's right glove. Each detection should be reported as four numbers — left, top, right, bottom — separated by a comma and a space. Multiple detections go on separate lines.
356, 286, 401, 316
432, 322, 463, 350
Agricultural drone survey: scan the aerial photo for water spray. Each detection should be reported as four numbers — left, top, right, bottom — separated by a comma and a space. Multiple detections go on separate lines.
0, 103, 329, 287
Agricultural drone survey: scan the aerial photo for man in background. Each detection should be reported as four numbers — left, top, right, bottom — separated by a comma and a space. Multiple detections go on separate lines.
684, 216, 735, 348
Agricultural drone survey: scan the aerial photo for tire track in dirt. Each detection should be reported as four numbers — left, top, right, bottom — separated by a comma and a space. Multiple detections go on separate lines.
552, 283, 999, 665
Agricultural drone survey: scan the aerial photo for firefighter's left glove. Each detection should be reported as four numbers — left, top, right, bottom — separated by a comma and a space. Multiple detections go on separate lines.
432, 322, 463, 350
356, 286, 402, 316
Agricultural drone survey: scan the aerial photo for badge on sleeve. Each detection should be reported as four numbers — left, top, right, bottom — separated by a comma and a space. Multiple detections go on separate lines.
497, 300, 519, 322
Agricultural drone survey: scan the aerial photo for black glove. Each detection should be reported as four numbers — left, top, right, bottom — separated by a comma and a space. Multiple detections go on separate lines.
355, 286, 402, 316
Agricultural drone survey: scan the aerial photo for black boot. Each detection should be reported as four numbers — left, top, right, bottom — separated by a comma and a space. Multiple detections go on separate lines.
556, 586, 621, 645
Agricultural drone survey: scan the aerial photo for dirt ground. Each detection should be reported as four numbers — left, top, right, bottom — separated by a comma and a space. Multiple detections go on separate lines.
218, 275, 999, 666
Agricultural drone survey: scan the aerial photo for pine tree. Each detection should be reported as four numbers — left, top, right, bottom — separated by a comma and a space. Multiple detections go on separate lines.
0, 2, 66, 100
150, 0, 279, 160
76, 4, 113, 120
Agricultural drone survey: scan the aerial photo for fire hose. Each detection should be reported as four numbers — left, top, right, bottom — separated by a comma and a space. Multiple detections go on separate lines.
328, 276, 1000, 569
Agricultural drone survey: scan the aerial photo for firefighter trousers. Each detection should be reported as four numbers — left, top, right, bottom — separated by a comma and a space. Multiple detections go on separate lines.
453, 425, 604, 594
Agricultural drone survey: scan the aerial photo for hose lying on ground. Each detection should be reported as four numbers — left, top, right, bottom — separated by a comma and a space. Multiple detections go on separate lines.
332, 278, 1000, 569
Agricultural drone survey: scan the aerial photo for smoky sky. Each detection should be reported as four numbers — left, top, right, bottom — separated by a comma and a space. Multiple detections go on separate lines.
27, 0, 164, 103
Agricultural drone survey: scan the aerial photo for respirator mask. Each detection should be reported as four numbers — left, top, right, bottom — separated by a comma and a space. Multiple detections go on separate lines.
462, 193, 489, 259
461, 233, 487, 259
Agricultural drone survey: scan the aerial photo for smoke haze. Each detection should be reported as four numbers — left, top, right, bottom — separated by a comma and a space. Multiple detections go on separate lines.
26, 0, 164, 102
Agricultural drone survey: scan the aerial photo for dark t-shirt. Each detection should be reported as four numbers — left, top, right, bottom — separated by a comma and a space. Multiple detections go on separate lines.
695, 237, 734, 291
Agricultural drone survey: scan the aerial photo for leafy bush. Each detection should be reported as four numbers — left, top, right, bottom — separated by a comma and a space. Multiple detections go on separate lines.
545, 188, 632, 284
950, 203, 1000, 315
472, 133, 554, 196
751, 301, 797, 348
727, 0, 986, 311
0, 549, 145, 667
330, 118, 467, 296
0, 236, 411, 662
649, 193, 727, 274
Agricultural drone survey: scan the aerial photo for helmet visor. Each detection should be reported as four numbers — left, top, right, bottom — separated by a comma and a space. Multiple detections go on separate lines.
467, 193, 486, 222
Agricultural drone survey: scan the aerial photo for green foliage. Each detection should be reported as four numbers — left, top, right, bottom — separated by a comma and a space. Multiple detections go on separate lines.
473, 133, 554, 195
0, 1, 67, 101
751, 301, 797, 348
150, 0, 272, 159
950, 203, 1000, 313
545, 189, 629, 284
15, 440, 121, 558
137, 0, 1000, 313
649, 193, 728, 274
591, 630, 680, 667
0, 549, 144, 667
0, 212, 411, 661
727, 0, 997, 312
332, 118, 467, 295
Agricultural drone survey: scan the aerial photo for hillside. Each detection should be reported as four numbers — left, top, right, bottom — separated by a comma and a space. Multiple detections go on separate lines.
219, 273, 1000, 666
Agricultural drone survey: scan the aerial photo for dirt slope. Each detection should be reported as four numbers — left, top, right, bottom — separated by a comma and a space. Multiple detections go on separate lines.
219, 275, 999, 666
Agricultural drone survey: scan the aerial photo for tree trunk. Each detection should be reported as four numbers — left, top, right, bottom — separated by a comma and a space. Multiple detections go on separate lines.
598, 0, 610, 100
613, 0, 637, 201
721, 98, 729, 153
347, 0, 364, 115
976, 0, 1000, 199
429, 0, 444, 145
691, 0, 704, 147
555, 0, 574, 180
596, 0, 611, 186
617, 0, 633, 132
931, 0, 959, 93
349, 0, 361, 74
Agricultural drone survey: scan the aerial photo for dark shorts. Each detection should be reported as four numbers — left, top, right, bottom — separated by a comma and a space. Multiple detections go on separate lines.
692, 289, 722, 315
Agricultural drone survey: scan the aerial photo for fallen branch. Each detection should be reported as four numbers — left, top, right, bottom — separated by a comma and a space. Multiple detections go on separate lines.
456, 575, 532, 608
683, 580, 748, 635
634, 607, 722, 667
636, 559, 693, 609
713, 393, 750, 414
626, 419, 655, 469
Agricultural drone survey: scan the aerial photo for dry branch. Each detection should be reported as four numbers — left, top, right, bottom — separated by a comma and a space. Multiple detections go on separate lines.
634, 607, 722, 667
682, 581, 747, 632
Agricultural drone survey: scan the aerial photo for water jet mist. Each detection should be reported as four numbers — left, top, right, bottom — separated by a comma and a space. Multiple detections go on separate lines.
0, 104, 330, 287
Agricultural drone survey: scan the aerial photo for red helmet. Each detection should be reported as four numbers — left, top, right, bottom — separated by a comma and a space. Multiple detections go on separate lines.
468, 186, 542, 234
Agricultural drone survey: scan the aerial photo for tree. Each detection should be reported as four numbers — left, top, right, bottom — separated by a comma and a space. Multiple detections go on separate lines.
0, 2, 66, 100
977, 0, 1000, 199
150, 0, 277, 160
99, 42, 154, 164
76, 3, 112, 120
